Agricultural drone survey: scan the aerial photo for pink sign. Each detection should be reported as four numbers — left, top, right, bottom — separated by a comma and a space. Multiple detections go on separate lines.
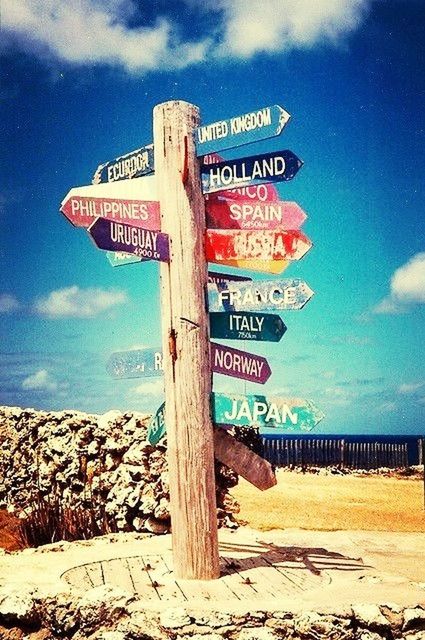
206, 199, 307, 231
206, 229, 312, 262
61, 194, 160, 230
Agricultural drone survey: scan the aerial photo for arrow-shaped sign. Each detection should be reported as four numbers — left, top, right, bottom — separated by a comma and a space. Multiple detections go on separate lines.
88, 217, 169, 262
107, 348, 163, 379
201, 150, 303, 194
206, 229, 311, 262
211, 342, 271, 384
208, 278, 314, 312
208, 271, 252, 286
106, 251, 144, 267
212, 392, 324, 433
60, 193, 160, 230
206, 199, 307, 231
210, 312, 286, 342
92, 143, 154, 184
147, 403, 277, 490
196, 105, 290, 156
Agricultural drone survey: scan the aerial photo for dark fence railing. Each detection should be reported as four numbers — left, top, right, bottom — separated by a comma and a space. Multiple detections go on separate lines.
261, 437, 424, 469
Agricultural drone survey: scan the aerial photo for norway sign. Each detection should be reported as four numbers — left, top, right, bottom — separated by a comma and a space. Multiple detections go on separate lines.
107, 348, 163, 379
210, 312, 286, 342
205, 229, 312, 262
201, 150, 303, 194
89, 217, 169, 262
211, 342, 271, 384
205, 199, 307, 231
208, 278, 314, 312
212, 393, 324, 433
61, 193, 160, 230
92, 143, 154, 184
196, 105, 290, 156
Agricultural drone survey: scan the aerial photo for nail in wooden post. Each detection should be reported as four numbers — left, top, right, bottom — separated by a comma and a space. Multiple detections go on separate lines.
153, 101, 220, 580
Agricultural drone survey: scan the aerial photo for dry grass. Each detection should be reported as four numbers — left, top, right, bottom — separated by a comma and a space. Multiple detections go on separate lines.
231, 470, 425, 533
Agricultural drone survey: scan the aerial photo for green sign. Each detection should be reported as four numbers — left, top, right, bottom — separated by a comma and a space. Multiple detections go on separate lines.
147, 402, 166, 445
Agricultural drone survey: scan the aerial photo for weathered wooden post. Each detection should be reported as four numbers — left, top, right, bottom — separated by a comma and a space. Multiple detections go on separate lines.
153, 100, 220, 580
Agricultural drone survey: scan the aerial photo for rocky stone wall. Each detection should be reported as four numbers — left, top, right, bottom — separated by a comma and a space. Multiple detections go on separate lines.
0, 406, 239, 537
0, 584, 424, 640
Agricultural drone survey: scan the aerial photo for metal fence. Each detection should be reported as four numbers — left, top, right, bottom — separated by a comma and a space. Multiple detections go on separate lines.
261, 437, 423, 469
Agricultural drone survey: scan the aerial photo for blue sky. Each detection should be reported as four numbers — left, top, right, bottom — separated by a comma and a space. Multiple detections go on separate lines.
1, 0, 424, 435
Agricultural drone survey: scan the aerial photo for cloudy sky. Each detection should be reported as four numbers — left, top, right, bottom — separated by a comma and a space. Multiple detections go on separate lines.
1, 0, 424, 435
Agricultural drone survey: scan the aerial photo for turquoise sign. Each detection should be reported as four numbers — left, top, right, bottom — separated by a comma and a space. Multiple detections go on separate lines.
147, 402, 166, 445
212, 392, 324, 434
210, 312, 286, 342
106, 251, 143, 267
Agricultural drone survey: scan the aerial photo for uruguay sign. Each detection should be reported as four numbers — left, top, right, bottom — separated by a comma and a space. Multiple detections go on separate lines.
196, 105, 290, 156
210, 312, 286, 342
208, 278, 314, 312
212, 393, 324, 433
92, 143, 154, 184
89, 217, 169, 262
201, 150, 303, 194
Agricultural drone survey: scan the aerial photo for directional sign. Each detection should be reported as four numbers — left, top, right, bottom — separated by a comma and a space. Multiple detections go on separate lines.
208, 278, 314, 312
210, 312, 286, 342
196, 105, 290, 156
201, 150, 303, 194
212, 393, 325, 433
92, 143, 154, 184
106, 252, 144, 267
89, 218, 169, 262
213, 258, 289, 275
206, 199, 307, 231
208, 271, 252, 286
206, 229, 312, 262
60, 193, 160, 230
146, 402, 277, 490
207, 183, 279, 202
211, 342, 271, 384
106, 348, 163, 379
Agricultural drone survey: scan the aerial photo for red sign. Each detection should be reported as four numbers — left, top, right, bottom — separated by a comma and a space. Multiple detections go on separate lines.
206, 229, 312, 262
211, 342, 271, 384
206, 199, 307, 231
61, 193, 160, 230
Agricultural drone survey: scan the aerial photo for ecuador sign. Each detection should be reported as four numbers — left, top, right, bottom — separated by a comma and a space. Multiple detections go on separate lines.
208, 278, 314, 312
196, 105, 290, 156
210, 312, 286, 342
205, 229, 311, 262
92, 143, 154, 184
89, 217, 169, 262
212, 393, 324, 433
201, 150, 303, 194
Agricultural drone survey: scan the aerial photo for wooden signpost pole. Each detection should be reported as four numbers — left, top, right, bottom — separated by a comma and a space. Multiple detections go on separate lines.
153, 101, 220, 580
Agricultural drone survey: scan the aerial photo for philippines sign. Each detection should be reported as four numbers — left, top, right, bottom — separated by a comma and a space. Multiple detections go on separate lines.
60, 193, 160, 230
196, 105, 290, 156
206, 199, 307, 231
106, 348, 163, 379
211, 342, 271, 384
201, 150, 303, 194
212, 393, 325, 433
88, 217, 169, 262
205, 229, 311, 262
92, 143, 154, 184
208, 278, 314, 312
210, 312, 286, 342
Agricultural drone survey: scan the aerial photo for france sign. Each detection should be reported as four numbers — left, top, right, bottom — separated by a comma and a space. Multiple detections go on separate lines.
196, 105, 291, 156
208, 278, 314, 312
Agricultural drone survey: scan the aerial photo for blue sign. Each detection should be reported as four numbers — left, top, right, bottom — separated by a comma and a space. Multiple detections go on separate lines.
106, 348, 163, 379
201, 150, 303, 194
106, 252, 143, 267
92, 144, 154, 184
147, 402, 166, 445
208, 278, 314, 313
210, 312, 286, 342
196, 105, 291, 156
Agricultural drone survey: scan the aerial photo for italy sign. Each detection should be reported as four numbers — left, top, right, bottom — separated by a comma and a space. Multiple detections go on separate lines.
208, 278, 314, 312
92, 143, 154, 184
88, 218, 169, 262
210, 312, 286, 342
196, 105, 290, 156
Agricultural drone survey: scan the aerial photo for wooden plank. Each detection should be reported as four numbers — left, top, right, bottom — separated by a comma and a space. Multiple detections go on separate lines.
85, 561, 103, 588
126, 556, 159, 601
142, 554, 187, 602
101, 558, 135, 594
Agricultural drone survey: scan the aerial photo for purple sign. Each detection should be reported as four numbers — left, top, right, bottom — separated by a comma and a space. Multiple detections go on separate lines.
211, 342, 271, 385
88, 217, 169, 262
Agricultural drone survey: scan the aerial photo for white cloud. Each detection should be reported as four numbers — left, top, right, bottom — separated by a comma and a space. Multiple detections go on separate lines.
132, 379, 164, 396
377, 401, 397, 413
398, 382, 425, 394
1, 0, 371, 73
216, 0, 370, 58
0, 294, 20, 313
34, 285, 128, 318
373, 253, 425, 314
22, 369, 58, 392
